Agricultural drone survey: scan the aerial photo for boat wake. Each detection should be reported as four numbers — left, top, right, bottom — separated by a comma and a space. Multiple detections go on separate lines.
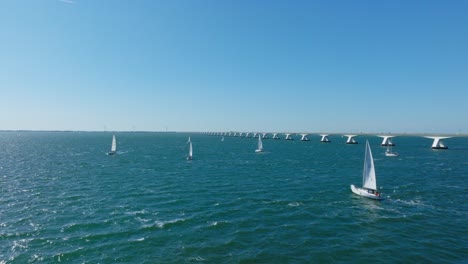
387, 198, 434, 209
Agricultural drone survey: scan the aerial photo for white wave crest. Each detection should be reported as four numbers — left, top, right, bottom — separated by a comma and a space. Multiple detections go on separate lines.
154, 218, 185, 229
187, 256, 205, 262
288, 202, 302, 207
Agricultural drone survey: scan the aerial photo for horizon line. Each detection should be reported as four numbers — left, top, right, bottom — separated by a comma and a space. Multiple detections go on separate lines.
1, 129, 467, 137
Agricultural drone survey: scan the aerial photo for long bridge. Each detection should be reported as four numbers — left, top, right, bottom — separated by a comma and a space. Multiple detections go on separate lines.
200, 131, 468, 149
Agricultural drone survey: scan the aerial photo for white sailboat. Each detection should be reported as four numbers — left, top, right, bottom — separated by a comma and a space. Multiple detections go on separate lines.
350, 140, 382, 200
385, 145, 399, 157
255, 134, 263, 153
107, 134, 117, 155
187, 141, 193, 160
221, 136, 224, 142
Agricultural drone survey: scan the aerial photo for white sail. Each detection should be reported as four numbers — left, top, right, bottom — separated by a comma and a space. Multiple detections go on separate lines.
362, 140, 376, 190
257, 134, 263, 151
111, 134, 117, 152
189, 141, 193, 157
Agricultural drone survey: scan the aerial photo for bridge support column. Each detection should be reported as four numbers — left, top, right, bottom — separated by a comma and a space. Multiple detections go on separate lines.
345, 135, 358, 144
378, 136, 395, 146
425, 136, 450, 149
320, 134, 331, 143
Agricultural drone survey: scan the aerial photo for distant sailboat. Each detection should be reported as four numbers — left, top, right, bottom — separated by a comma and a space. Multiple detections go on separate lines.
350, 140, 382, 200
187, 141, 193, 160
385, 145, 399, 157
221, 136, 224, 142
255, 134, 263, 153
107, 134, 117, 155
187, 136, 191, 143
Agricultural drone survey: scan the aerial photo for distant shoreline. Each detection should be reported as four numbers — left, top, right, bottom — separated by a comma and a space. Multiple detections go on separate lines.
0, 130, 466, 137
0, 130, 177, 133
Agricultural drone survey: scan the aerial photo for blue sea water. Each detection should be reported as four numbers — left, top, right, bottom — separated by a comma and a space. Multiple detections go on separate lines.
0, 132, 467, 263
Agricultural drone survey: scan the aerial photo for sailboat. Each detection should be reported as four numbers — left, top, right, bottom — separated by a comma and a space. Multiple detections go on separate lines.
187, 141, 193, 160
221, 136, 224, 142
107, 134, 117, 155
350, 140, 382, 200
385, 145, 399, 157
255, 134, 263, 153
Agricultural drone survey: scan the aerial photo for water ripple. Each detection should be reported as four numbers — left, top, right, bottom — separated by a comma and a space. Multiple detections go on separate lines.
0, 132, 467, 263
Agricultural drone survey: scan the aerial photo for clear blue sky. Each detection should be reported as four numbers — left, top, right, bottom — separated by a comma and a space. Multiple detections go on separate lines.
1, 0, 467, 133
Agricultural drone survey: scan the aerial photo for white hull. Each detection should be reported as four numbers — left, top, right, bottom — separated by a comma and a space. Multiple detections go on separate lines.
255, 149, 263, 153
350, 185, 381, 200
385, 144, 399, 157
385, 151, 399, 157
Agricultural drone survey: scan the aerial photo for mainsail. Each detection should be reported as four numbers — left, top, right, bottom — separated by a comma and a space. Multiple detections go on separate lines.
257, 135, 263, 151
111, 134, 117, 152
189, 141, 193, 157
362, 140, 376, 190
